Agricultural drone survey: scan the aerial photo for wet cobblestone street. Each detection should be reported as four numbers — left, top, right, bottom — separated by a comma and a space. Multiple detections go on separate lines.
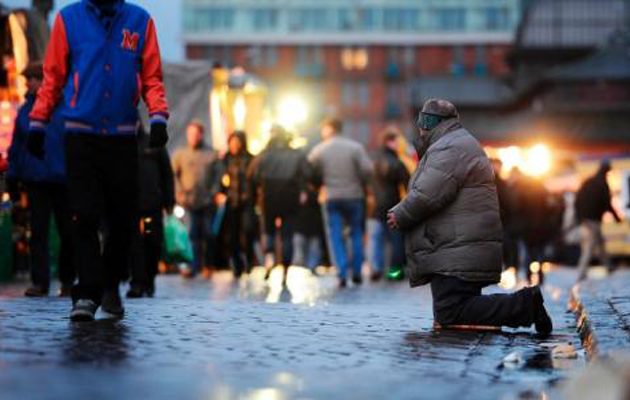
0, 267, 586, 399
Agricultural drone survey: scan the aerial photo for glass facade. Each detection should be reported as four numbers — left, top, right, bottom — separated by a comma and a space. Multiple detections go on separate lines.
183, 1, 521, 34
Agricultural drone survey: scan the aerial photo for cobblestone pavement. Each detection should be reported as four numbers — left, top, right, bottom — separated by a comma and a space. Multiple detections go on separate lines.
570, 269, 630, 357
0, 267, 587, 400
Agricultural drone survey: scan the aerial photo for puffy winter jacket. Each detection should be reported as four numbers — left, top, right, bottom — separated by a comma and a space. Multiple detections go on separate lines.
30, 0, 168, 135
8, 94, 66, 183
391, 119, 502, 287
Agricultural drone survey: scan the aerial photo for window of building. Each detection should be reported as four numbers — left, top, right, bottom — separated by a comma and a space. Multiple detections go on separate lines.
265, 46, 278, 67
201, 8, 235, 31
403, 46, 415, 66
249, 46, 262, 67
339, 8, 354, 31
252, 8, 278, 31
341, 47, 369, 70
290, 8, 330, 31
451, 46, 465, 76
341, 82, 354, 106
359, 8, 376, 30
205, 46, 233, 66
474, 45, 487, 76
485, 7, 509, 31
384, 8, 420, 31
357, 82, 370, 107
435, 8, 466, 31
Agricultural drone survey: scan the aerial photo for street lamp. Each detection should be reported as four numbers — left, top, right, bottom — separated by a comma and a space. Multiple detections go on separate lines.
276, 95, 308, 129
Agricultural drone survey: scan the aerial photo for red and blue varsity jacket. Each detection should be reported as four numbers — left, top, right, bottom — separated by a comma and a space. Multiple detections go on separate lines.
30, 0, 169, 135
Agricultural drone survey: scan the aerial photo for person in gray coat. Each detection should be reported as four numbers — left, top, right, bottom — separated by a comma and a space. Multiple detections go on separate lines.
388, 99, 552, 337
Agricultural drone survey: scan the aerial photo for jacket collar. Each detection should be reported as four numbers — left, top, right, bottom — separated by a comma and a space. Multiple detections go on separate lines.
84, 0, 124, 17
427, 118, 462, 147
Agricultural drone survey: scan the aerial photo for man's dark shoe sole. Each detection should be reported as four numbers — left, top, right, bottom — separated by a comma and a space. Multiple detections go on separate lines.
532, 286, 553, 337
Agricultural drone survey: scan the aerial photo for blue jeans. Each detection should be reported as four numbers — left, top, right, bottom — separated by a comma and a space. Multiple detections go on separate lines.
368, 219, 405, 273
189, 208, 215, 273
323, 199, 365, 280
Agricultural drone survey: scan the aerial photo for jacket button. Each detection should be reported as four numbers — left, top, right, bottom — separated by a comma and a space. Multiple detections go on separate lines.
104, 64, 111, 71
104, 91, 111, 99
101, 129, 107, 134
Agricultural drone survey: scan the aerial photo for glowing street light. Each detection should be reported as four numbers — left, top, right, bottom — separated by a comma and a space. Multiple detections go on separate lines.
276, 95, 308, 128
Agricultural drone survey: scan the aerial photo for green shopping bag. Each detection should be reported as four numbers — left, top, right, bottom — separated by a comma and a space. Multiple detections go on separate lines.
163, 215, 194, 264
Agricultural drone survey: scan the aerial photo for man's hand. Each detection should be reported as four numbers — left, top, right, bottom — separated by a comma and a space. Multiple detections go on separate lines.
387, 212, 399, 230
149, 122, 168, 148
26, 130, 46, 160
299, 191, 308, 205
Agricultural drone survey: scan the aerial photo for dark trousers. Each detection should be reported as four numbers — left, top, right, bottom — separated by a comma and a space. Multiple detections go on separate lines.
430, 275, 535, 328
27, 182, 74, 289
223, 205, 255, 277
263, 209, 295, 267
65, 134, 138, 304
189, 207, 216, 273
130, 210, 163, 294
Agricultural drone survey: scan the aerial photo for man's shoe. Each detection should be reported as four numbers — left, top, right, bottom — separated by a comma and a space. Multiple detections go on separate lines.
352, 276, 363, 285
101, 289, 125, 319
532, 286, 553, 337
70, 299, 98, 322
338, 278, 347, 289
24, 285, 48, 297
126, 287, 145, 299
370, 271, 383, 282
58, 285, 72, 297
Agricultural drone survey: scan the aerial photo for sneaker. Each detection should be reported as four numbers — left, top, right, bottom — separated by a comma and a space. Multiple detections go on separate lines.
24, 285, 48, 297
352, 276, 363, 285
387, 266, 404, 281
70, 299, 98, 322
338, 278, 347, 289
532, 286, 553, 338
101, 289, 125, 319
58, 285, 72, 298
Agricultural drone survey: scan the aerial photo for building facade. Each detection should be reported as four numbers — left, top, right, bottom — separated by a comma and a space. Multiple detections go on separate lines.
182, 0, 522, 146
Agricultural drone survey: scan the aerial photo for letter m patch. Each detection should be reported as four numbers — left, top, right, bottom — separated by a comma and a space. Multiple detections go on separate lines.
121, 29, 139, 52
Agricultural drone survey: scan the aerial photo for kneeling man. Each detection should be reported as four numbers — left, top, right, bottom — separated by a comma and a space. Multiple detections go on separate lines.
388, 99, 552, 337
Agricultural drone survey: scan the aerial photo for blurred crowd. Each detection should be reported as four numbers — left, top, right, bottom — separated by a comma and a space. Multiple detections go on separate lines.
0, 63, 624, 300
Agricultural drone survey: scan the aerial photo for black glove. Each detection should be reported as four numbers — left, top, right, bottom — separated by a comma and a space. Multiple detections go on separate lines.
26, 130, 46, 160
149, 122, 168, 148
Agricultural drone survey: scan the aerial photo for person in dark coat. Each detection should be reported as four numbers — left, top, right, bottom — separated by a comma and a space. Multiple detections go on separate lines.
388, 99, 552, 336
127, 125, 175, 298
251, 125, 309, 284
7, 62, 75, 297
215, 131, 257, 278
575, 160, 621, 281
368, 129, 410, 281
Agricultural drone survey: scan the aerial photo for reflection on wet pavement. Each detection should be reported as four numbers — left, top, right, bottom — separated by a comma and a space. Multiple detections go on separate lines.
0, 267, 585, 399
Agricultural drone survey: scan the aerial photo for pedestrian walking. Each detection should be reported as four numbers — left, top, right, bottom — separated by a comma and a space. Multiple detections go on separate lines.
251, 125, 309, 284
307, 118, 373, 288
215, 131, 257, 278
7, 62, 75, 297
367, 128, 410, 282
172, 120, 217, 278
27, 0, 169, 321
128, 125, 174, 298
575, 160, 622, 281
293, 185, 326, 274
388, 99, 552, 336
